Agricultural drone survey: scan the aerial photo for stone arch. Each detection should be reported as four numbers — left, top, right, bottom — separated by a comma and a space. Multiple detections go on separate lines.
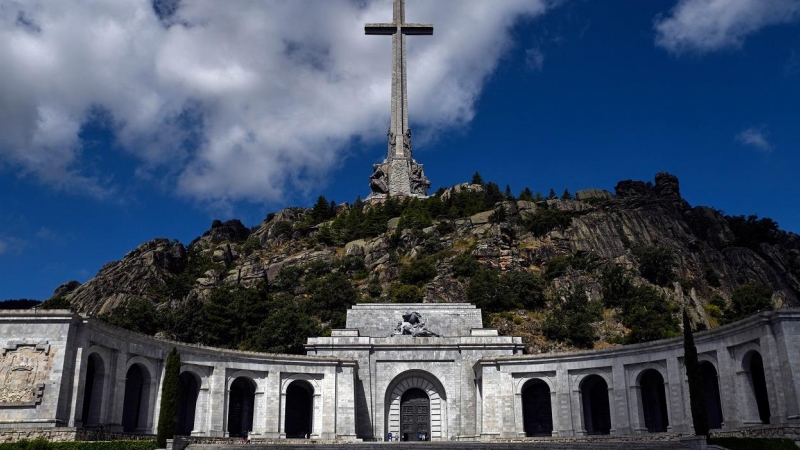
513, 373, 556, 437
699, 360, 724, 429
385, 370, 447, 441
284, 380, 314, 439
121, 360, 155, 433
80, 350, 108, 427
521, 378, 553, 437
176, 370, 201, 436
741, 349, 771, 424
227, 376, 256, 438
280, 373, 322, 439
579, 374, 611, 435
638, 369, 669, 433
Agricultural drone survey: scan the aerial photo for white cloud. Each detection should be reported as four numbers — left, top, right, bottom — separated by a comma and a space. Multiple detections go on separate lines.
736, 127, 772, 152
525, 47, 545, 72
0, 236, 25, 255
654, 0, 800, 55
0, 0, 552, 204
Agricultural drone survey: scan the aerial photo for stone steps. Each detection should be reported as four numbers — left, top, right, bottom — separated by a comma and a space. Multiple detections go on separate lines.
187, 441, 692, 450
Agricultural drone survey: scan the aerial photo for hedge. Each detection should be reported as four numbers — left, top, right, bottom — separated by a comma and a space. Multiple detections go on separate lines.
708, 437, 797, 450
0, 440, 157, 450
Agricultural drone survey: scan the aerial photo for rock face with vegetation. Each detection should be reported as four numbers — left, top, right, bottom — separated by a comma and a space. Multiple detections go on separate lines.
47, 172, 800, 354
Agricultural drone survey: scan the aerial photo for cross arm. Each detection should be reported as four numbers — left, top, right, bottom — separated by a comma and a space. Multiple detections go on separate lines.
365, 23, 397, 35
401, 24, 433, 35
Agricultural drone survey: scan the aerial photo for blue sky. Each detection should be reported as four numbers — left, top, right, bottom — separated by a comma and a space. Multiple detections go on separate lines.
1, 0, 799, 300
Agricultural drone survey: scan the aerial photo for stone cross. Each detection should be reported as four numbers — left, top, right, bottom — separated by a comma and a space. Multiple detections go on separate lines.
366, 0, 433, 159
365, 0, 432, 199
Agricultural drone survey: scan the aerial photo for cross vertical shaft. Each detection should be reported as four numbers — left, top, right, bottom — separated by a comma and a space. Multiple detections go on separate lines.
366, 0, 433, 160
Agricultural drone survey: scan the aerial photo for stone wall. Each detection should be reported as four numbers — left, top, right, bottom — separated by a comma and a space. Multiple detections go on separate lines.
1, 307, 799, 445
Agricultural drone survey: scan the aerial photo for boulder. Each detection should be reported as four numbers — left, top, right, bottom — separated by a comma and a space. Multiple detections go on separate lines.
576, 189, 612, 202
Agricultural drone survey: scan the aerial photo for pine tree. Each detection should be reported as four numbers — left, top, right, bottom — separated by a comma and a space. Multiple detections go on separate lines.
519, 187, 534, 201
683, 309, 709, 436
471, 171, 484, 185
505, 185, 514, 200
157, 347, 181, 447
561, 189, 573, 200
548, 188, 557, 199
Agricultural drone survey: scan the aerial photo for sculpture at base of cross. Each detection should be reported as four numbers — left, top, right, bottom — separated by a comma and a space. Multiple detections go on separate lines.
369, 162, 391, 195
409, 161, 430, 196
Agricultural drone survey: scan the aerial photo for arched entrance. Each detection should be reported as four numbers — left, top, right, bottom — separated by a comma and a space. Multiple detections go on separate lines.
522, 379, 553, 437
385, 372, 447, 441
122, 364, 151, 433
746, 352, 771, 424
285, 380, 314, 439
81, 354, 105, 426
581, 375, 611, 435
700, 362, 724, 429
400, 388, 429, 441
227, 377, 256, 438
640, 369, 668, 433
176, 371, 200, 436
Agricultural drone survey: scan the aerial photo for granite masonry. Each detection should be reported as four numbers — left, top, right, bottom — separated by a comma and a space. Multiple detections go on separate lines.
1, 303, 799, 444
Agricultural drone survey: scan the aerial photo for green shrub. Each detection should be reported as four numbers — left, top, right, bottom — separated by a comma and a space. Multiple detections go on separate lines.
0, 440, 157, 450
452, 254, 481, 278
708, 438, 797, 450
400, 259, 437, 286
522, 208, 574, 237
251, 309, 322, 354
622, 286, 680, 343
543, 287, 603, 349
39, 297, 72, 311
97, 298, 161, 336
601, 265, 634, 308
724, 282, 774, 324
544, 256, 572, 281
704, 268, 721, 287
632, 245, 676, 286
387, 283, 423, 303
272, 221, 293, 238
467, 268, 545, 312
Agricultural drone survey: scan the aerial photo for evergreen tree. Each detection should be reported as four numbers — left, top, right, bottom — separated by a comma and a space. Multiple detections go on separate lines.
561, 189, 573, 200
519, 187, 534, 201
505, 185, 514, 200
311, 196, 334, 224
157, 347, 181, 447
548, 188, 557, 199
471, 171, 484, 185
683, 309, 709, 436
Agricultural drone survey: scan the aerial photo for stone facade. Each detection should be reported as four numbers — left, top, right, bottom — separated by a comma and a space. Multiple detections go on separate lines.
0, 306, 799, 444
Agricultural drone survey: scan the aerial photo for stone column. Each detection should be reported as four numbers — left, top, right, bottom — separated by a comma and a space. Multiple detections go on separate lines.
666, 357, 687, 433
192, 380, 210, 436
611, 362, 631, 435
772, 319, 800, 424
262, 371, 281, 438
555, 366, 574, 436
335, 364, 358, 440
762, 324, 788, 424
108, 349, 127, 432
206, 364, 226, 437
478, 364, 501, 439
717, 345, 741, 429
67, 347, 84, 427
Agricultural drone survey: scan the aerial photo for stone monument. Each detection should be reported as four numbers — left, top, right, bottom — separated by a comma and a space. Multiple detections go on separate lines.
366, 0, 431, 200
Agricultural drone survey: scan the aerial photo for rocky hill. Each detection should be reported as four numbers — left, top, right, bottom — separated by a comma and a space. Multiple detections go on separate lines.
48, 172, 800, 354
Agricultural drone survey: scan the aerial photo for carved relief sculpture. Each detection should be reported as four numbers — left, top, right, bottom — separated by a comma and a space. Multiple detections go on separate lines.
393, 311, 439, 337
0, 342, 50, 406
